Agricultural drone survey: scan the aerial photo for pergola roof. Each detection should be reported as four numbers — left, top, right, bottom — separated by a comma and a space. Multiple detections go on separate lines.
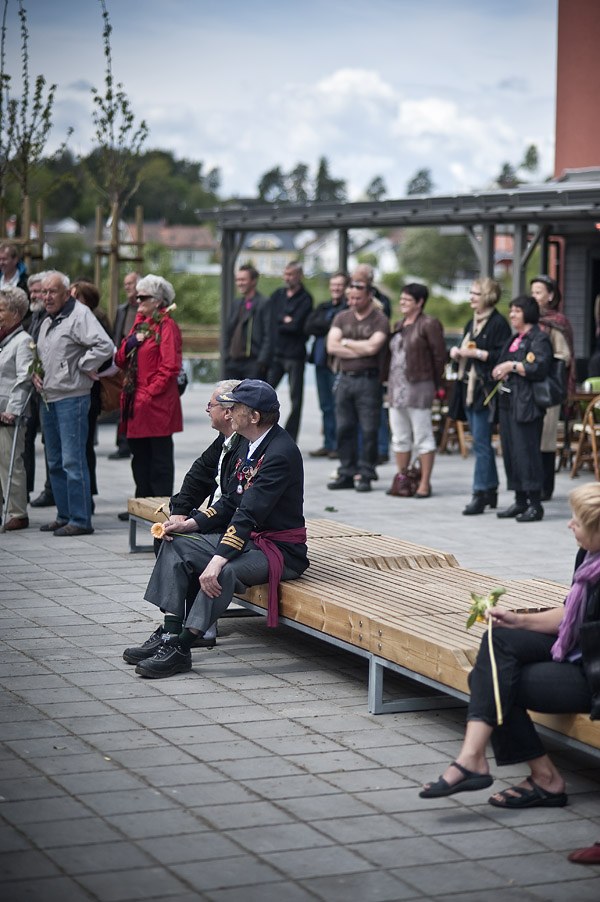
209, 181, 600, 232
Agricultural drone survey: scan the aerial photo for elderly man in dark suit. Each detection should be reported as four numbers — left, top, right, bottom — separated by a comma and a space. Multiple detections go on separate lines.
123, 379, 309, 679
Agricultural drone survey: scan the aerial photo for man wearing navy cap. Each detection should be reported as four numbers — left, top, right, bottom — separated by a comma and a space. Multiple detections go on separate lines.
124, 379, 309, 679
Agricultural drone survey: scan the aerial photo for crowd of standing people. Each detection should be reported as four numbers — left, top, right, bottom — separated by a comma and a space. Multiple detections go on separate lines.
0, 237, 583, 535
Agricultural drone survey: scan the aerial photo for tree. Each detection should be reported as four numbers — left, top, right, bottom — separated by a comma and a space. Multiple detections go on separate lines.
314, 156, 346, 203
401, 227, 478, 289
496, 162, 519, 189
89, 0, 148, 216
406, 168, 434, 195
6, 1, 71, 223
366, 175, 387, 202
520, 144, 539, 173
288, 162, 310, 204
257, 165, 287, 203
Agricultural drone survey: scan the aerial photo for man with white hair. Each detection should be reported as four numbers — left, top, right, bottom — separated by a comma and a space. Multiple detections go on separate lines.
33, 271, 114, 536
24, 272, 55, 506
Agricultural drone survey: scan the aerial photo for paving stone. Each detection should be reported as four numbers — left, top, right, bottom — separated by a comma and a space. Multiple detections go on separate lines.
137, 831, 245, 864
261, 844, 374, 880
301, 869, 419, 902
315, 814, 414, 844
278, 793, 378, 821
0, 776, 67, 801
76, 787, 175, 816
527, 878, 600, 901
437, 826, 547, 859
176, 855, 282, 890
1, 795, 94, 826
102, 808, 206, 839
45, 840, 156, 875
206, 882, 317, 902
350, 835, 462, 868
134, 762, 225, 787
389, 860, 508, 895
228, 821, 333, 854
0, 875, 96, 901
238, 773, 341, 800
210, 755, 305, 781
285, 749, 376, 774
322, 768, 414, 793
483, 850, 597, 885
0, 848, 62, 880
76, 866, 189, 901
201, 800, 294, 830
18, 816, 123, 849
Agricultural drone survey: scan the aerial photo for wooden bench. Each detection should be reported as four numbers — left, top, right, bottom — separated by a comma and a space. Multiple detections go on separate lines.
126, 501, 600, 755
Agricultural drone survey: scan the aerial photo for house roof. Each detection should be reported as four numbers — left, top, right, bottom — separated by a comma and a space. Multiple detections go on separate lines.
131, 221, 217, 250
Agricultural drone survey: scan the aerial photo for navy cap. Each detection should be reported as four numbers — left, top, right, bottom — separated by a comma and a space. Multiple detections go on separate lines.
216, 379, 280, 412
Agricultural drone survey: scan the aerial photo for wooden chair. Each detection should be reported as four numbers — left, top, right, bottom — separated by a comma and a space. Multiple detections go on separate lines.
570, 393, 600, 480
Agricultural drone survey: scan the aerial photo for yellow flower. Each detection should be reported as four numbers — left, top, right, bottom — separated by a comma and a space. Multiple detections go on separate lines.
150, 522, 165, 539
526, 351, 535, 363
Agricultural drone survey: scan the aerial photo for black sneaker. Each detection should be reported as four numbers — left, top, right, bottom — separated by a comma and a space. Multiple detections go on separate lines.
123, 626, 171, 664
355, 477, 372, 493
327, 476, 355, 490
135, 638, 192, 678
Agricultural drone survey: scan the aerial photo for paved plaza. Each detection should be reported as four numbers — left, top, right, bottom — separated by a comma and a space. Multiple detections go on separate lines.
1, 376, 600, 901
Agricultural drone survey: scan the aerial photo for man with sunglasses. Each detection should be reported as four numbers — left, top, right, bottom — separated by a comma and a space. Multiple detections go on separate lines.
123, 379, 309, 679
326, 279, 389, 492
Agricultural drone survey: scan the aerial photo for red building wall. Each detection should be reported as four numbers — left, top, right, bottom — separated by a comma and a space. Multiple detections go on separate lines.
555, 0, 600, 177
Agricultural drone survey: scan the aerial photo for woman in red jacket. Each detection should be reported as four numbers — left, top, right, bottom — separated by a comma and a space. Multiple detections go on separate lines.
115, 274, 182, 497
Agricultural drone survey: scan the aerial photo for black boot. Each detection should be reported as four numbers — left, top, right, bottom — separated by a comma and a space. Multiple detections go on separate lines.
484, 489, 498, 509
517, 491, 544, 522
462, 492, 486, 516
497, 491, 527, 519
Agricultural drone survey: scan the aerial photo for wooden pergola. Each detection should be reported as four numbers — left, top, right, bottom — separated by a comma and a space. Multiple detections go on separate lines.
206, 180, 600, 366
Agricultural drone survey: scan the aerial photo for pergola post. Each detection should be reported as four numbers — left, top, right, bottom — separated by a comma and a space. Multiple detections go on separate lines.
512, 224, 528, 297
464, 224, 495, 277
338, 228, 349, 272
219, 229, 246, 375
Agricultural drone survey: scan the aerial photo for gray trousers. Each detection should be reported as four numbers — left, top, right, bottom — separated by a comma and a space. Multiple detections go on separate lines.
144, 533, 300, 632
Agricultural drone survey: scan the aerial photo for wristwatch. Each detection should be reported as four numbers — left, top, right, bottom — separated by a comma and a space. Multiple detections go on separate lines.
512, 362, 518, 373
341, 338, 349, 347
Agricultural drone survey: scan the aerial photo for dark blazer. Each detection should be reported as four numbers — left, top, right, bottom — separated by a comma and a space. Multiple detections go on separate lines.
170, 432, 244, 515
192, 423, 309, 575
224, 291, 271, 369
498, 324, 553, 423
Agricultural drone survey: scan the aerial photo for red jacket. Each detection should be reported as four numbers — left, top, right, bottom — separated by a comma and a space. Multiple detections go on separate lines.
115, 312, 183, 438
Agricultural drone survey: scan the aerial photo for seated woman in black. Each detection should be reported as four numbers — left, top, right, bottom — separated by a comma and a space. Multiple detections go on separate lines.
420, 481, 600, 808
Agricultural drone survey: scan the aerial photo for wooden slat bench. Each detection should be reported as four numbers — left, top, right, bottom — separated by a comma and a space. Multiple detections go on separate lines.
126, 502, 600, 755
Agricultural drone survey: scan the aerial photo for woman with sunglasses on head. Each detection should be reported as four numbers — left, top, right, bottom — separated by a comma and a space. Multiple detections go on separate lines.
114, 274, 182, 498
530, 275, 574, 502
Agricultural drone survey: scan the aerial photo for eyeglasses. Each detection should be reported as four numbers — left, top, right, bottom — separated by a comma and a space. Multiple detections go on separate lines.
205, 402, 220, 411
136, 294, 154, 301
350, 282, 367, 289
42, 289, 62, 296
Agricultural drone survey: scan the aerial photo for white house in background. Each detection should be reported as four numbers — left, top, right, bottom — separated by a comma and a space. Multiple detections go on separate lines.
42, 217, 88, 259
237, 232, 298, 276
301, 229, 400, 278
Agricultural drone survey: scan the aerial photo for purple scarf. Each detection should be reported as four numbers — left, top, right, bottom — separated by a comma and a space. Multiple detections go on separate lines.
552, 551, 600, 661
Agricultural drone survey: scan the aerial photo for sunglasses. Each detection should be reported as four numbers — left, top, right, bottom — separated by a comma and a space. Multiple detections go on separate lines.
136, 294, 154, 301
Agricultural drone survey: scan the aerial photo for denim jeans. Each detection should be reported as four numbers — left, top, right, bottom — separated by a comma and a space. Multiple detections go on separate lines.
467, 626, 591, 766
315, 365, 337, 450
41, 394, 92, 528
465, 406, 499, 492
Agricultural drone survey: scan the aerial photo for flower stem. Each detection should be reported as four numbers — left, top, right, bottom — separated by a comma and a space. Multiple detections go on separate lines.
487, 616, 503, 726
483, 380, 501, 407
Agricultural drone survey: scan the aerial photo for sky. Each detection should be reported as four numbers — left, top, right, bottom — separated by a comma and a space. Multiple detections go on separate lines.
4, 0, 558, 201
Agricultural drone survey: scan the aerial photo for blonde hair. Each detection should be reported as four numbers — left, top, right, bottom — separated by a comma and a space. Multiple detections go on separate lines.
472, 277, 501, 308
569, 483, 600, 535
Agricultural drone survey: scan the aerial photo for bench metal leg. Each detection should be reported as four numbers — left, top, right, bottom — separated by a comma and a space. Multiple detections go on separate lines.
128, 516, 154, 553
368, 657, 467, 715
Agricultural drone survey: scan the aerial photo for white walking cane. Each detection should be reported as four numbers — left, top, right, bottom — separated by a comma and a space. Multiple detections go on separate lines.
1, 386, 34, 531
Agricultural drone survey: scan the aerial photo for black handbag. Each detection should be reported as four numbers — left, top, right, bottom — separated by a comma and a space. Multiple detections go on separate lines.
579, 621, 600, 720
532, 357, 567, 409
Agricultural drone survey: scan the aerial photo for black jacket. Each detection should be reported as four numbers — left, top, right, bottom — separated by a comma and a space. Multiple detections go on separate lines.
270, 285, 313, 360
498, 325, 553, 424
455, 309, 512, 414
225, 291, 271, 367
192, 423, 309, 575
170, 432, 244, 515
573, 547, 600, 719
304, 298, 348, 367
